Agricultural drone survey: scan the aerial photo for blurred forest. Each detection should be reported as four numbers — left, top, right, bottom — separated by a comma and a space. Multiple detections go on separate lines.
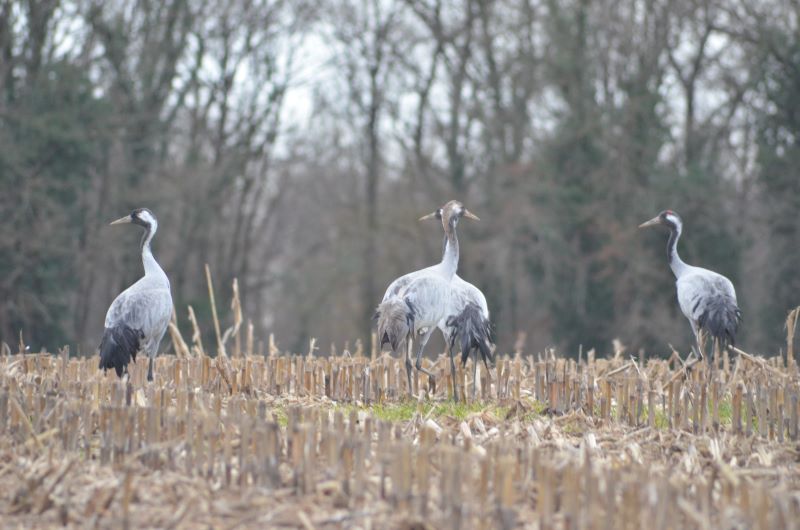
1, 0, 799, 358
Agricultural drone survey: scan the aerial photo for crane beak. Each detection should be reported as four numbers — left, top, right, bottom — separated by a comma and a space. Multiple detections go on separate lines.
463, 209, 480, 221
418, 212, 438, 221
638, 216, 661, 229
110, 215, 132, 226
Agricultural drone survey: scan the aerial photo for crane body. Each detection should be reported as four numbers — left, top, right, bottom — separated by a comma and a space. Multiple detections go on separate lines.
444, 278, 494, 399
640, 210, 741, 357
376, 201, 478, 395
99, 208, 172, 381
419, 207, 494, 400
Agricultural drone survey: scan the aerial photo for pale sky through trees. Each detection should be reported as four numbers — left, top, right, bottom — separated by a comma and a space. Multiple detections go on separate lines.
1, 0, 799, 360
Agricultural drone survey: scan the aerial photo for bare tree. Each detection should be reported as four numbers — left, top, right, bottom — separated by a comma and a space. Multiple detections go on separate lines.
328, 0, 413, 341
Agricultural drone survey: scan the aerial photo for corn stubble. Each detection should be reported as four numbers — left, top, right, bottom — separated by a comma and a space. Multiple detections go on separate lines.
1, 277, 799, 529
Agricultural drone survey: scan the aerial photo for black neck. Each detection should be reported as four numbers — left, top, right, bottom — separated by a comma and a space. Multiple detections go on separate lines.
666, 227, 678, 264
665, 222, 687, 276
140, 224, 153, 253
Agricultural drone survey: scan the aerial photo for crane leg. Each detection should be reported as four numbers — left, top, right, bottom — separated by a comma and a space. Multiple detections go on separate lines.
414, 331, 436, 380
691, 322, 704, 362
482, 342, 493, 371
472, 348, 479, 400
447, 340, 459, 402
147, 356, 154, 382
404, 338, 414, 397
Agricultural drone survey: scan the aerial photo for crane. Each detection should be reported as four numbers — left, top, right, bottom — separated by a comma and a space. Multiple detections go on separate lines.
639, 210, 741, 359
446, 285, 494, 400
375, 201, 479, 395
99, 208, 173, 381
419, 204, 494, 400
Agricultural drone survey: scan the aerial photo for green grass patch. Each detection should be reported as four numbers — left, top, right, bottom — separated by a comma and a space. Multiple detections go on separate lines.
335, 399, 525, 424
271, 407, 288, 427
524, 398, 548, 416
368, 401, 420, 422
637, 395, 734, 430
430, 401, 499, 421
640, 406, 670, 429
333, 400, 420, 423
715, 398, 733, 425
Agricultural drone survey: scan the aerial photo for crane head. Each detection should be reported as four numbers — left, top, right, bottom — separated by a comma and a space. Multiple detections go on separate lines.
110, 208, 157, 230
419, 200, 479, 231
639, 210, 681, 230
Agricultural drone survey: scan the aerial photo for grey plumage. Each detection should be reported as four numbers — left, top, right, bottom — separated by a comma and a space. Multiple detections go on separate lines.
375, 298, 415, 354
418, 201, 492, 400
377, 273, 451, 394
449, 303, 493, 368
640, 210, 742, 356
438, 261, 494, 400
99, 208, 172, 381
447, 301, 493, 400
376, 201, 478, 395
445, 274, 494, 368
677, 272, 741, 349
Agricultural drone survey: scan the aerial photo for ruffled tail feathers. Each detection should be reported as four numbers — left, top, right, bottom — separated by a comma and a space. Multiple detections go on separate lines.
698, 297, 742, 348
447, 303, 494, 368
98, 324, 143, 377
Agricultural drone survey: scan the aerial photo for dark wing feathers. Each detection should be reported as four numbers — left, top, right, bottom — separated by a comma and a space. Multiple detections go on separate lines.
678, 272, 742, 349
98, 325, 144, 377
697, 293, 742, 347
447, 303, 494, 368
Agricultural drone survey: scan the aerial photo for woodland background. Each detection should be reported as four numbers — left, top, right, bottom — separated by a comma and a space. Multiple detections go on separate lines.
1, 0, 799, 358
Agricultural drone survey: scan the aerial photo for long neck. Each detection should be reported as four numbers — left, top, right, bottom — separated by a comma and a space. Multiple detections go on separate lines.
667, 224, 688, 278
140, 224, 166, 279
440, 220, 459, 278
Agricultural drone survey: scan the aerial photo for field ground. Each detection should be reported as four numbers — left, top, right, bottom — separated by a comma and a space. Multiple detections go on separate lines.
1, 344, 800, 529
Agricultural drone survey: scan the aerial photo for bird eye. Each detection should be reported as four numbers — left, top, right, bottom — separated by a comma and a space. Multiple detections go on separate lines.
436, 209, 443, 219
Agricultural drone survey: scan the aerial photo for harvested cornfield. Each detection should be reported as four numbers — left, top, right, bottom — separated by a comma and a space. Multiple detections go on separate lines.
1, 340, 800, 529
0, 289, 798, 529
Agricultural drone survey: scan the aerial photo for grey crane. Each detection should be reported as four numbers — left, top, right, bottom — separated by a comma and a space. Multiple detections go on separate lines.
99, 208, 173, 381
445, 279, 494, 400
639, 210, 741, 358
419, 203, 494, 400
375, 201, 478, 395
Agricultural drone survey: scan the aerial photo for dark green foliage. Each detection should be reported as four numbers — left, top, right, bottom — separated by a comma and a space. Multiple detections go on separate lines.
756, 41, 800, 350
0, 60, 110, 347
1, 0, 799, 360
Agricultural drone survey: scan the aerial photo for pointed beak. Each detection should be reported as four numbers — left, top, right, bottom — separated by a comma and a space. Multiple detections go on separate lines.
418, 212, 438, 221
110, 215, 132, 226
463, 209, 480, 221
638, 216, 661, 229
